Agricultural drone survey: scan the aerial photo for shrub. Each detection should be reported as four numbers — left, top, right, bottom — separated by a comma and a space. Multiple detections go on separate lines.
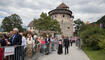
80, 25, 105, 50
98, 39, 105, 51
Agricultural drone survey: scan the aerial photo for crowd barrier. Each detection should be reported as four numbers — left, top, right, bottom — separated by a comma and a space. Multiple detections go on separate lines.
0, 43, 53, 60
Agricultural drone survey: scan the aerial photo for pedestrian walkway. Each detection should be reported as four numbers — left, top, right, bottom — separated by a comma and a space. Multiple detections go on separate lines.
39, 44, 90, 60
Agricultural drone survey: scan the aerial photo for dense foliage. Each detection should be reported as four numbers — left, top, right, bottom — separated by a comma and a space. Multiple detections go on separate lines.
74, 19, 85, 36
34, 12, 61, 33
80, 24, 105, 50
79, 15, 105, 51
1, 14, 23, 32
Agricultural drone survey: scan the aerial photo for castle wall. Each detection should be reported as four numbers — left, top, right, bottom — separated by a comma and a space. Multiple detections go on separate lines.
51, 14, 73, 37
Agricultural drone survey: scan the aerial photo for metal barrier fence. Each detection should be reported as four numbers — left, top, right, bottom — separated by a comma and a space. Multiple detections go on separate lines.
0, 43, 56, 60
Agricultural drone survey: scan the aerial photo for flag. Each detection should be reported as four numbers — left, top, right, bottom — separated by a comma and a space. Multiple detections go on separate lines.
86, 20, 89, 24
99, 23, 103, 28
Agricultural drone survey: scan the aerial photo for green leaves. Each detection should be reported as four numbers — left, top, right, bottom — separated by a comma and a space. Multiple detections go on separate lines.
98, 39, 105, 50
34, 12, 61, 33
1, 14, 23, 32
80, 24, 105, 50
74, 19, 85, 36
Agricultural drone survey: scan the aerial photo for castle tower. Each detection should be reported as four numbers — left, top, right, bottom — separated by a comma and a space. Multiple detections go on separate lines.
48, 2, 74, 37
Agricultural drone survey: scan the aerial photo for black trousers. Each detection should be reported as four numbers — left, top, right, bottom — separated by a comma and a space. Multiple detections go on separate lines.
65, 47, 69, 54
71, 42, 73, 46
11, 47, 21, 60
45, 44, 50, 54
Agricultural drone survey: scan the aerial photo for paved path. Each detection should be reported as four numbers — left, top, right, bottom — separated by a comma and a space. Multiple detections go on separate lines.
39, 44, 90, 60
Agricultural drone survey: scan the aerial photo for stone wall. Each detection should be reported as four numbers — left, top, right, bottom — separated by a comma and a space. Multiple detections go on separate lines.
51, 14, 73, 37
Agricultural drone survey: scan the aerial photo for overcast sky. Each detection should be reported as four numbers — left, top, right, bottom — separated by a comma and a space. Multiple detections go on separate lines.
0, 0, 105, 26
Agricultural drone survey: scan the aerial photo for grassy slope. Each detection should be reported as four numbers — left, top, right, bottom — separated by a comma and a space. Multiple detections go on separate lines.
83, 48, 105, 60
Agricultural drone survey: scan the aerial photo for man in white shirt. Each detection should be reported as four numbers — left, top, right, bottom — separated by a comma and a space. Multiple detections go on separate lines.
20, 32, 27, 60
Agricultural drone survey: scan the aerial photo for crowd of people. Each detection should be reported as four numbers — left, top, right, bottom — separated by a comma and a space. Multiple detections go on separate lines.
0, 28, 81, 60
0, 28, 59, 60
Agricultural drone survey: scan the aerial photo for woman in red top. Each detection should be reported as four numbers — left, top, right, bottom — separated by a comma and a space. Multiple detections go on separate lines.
40, 37, 46, 54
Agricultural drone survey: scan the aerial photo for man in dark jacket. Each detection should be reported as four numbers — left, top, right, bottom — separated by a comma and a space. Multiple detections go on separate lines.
10, 29, 22, 46
63, 36, 70, 55
10, 28, 22, 60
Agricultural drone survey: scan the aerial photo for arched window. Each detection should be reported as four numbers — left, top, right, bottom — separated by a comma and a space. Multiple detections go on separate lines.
63, 14, 65, 17
53, 15, 56, 18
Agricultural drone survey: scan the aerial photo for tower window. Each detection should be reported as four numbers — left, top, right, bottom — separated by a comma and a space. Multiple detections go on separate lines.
63, 14, 65, 17
53, 15, 56, 18
68, 27, 70, 29
55, 15, 56, 17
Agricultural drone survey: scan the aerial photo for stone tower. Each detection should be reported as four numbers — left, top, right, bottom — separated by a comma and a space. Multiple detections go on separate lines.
48, 3, 74, 37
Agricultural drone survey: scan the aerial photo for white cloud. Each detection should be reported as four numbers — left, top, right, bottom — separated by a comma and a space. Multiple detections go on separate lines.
0, 11, 9, 16
0, 0, 105, 25
0, 18, 3, 24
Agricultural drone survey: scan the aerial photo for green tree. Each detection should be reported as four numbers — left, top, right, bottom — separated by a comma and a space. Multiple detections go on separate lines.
1, 14, 23, 32
98, 39, 105, 51
34, 12, 61, 34
79, 15, 105, 51
80, 24, 105, 50
74, 19, 85, 36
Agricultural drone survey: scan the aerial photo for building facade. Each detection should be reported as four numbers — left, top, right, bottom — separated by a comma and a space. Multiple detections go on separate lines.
28, 21, 39, 34
49, 3, 74, 37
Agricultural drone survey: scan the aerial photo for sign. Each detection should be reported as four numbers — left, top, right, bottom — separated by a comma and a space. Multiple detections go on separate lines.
4, 46, 15, 56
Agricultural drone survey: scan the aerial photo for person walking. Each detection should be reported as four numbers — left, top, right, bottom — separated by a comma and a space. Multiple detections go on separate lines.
57, 38, 63, 55
63, 36, 70, 55
70, 37, 73, 46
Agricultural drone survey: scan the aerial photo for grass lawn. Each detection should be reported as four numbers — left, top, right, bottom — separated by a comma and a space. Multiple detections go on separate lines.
83, 48, 105, 60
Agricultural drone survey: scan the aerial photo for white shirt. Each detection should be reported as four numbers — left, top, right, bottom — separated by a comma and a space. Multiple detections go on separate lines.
22, 36, 27, 46
22, 36, 27, 49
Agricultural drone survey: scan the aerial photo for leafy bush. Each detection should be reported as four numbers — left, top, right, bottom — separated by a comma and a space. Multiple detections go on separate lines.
80, 25, 105, 50
98, 39, 105, 51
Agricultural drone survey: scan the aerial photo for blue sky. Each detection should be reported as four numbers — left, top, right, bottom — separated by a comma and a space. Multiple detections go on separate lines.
0, 0, 105, 26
